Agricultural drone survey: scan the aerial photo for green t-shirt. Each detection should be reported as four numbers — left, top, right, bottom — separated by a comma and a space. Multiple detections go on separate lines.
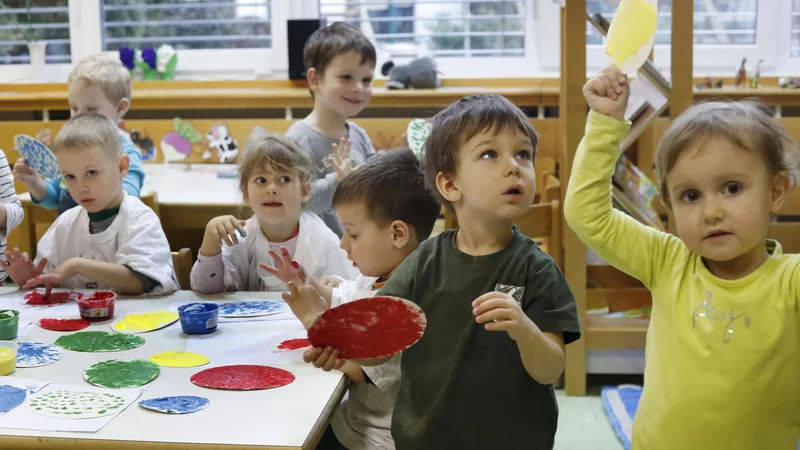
378, 227, 580, 450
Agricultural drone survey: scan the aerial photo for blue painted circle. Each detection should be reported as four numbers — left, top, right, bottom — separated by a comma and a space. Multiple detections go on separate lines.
138, 395, 209, 414
0, 385, 26, 413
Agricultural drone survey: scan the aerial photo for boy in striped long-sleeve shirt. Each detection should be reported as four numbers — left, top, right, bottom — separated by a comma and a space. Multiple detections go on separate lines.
0, 149, 24, 284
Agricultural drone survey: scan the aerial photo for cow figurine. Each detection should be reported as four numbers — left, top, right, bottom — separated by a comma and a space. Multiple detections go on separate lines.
206, 124, 239, 163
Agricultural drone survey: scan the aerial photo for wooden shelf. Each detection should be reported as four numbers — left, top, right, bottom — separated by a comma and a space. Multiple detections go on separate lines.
586, 322, 649, 350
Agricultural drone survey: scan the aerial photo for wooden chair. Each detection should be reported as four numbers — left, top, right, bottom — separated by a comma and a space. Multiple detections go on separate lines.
140, 191, 160, 217
171, 248, 193, 290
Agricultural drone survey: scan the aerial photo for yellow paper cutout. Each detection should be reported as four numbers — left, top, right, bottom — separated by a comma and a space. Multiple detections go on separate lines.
149, 351, 210, 368
605, 0, 657, 71
112, 311, 179, 333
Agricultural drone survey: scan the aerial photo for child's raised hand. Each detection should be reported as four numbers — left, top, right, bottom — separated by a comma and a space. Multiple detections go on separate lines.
260, 247, 308, 285
583, 66, 629, 121
281, 278, 328, 329
303, 346, 346, 372
204, 215, 247, 248
330, 137, 355, 181
319, 275, 341, 288
472, 289, 534, 342
12, 159, 41, 186
0, 248, 47, 287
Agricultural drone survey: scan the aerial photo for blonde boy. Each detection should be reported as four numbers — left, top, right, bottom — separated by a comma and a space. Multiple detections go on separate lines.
285, 22, 378, 237
4, 113, 176, 295
14, 53, 144, 215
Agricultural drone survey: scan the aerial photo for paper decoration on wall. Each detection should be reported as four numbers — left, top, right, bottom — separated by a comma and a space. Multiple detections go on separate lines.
0, 385, 26, 413
111, 311, 179, 334
28, 390, 126, 419
206, 123, 239, 163
55, 331, 145, 353
605, 0, 658, 74
131, 130, 156, 161
161, 118, 204, 162
16, 342, 62, 368
38, 318, 90, 332
190, 365, 295, 391
217, 300, 287, 318
14, 135, 61, 180
406, 119, 432, 159
138, 396, 209, 415
308, 296, 427, 359
273, 338, 311, 353
25, 291, 80, 306
84, 359, 160, 389
149, 351, 210, 368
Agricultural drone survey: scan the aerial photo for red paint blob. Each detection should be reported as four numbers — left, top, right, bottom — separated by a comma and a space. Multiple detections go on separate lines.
25, 291, 80, 305
278, 338, 310, 350
38, 318, 91, 332
190, 365, 295, 390
291, 261, 299, 269
308, 296, 427, 359
76, 291, 116, 322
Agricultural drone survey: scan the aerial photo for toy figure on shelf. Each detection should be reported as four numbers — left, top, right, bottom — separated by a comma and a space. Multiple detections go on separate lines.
779, 77, 800, 89
749, 59, 764, 89
714, 79, 724, 88
735, 57, 747, 87
695, 76, 713, 89
381, 57, 441, 90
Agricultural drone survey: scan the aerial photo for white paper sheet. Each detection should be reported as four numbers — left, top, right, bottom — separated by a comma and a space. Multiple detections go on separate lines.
185, 320, 307, 365
0, 376, 50, 417
0, 383, 143, 432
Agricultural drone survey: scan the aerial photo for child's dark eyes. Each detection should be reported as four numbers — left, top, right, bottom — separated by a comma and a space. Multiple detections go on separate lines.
64, 174, 75, 181
362, 77, 372, 84
86, 170, 97, 177
481, 150, 498, 160
516, 150, 532, 160
280, 176, 291, 183
723, 182, 741, 195
340, 75, 352, 81
255, 177, 266, 184
679, 190, 700, 203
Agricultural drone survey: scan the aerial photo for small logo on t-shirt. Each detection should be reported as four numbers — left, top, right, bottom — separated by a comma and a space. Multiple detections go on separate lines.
86, 282, 98, 290
495, 284, 524, 305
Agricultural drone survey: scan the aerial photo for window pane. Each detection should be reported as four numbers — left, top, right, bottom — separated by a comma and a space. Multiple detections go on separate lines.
320, 0, 525, 58
587, 0, 758, 46
0, 0, 70, 65
102, 0, 271, 51
792, 0, 800, 56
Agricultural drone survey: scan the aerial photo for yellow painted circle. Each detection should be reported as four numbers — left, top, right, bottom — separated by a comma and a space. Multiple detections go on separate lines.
149, 351, 210, 368
113, 311, 179, 333
605, 0, 657, 68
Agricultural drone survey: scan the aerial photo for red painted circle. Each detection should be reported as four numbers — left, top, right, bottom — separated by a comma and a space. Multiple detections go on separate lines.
307, 296, 427, 359
25, 291, 81, 305
277, 338, 310, 350
38, 318, 91, 331
190, 365, 295, 390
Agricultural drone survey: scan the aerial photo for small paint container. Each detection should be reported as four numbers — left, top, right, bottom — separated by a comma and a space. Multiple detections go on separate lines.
0, 340, 17, 375
0, 310, 19, 340
77, 291, 116, 322
178, 303, 219, 335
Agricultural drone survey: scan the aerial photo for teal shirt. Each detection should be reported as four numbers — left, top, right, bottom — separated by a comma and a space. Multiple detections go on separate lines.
33, 133, 144, 213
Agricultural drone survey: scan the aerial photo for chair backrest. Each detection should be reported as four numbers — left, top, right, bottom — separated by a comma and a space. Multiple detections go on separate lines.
141, 191, 160, 217
171, 248, 193, 290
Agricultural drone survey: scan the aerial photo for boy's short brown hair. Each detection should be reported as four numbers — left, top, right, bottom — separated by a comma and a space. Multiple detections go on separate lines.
333, 148, 441, 241
423, 93, 540, 211
67, 53, 132, 106
304, 22, 376, 78
237, 134, 313, 197
655, 100, 800, 206
53, 112, 123, 158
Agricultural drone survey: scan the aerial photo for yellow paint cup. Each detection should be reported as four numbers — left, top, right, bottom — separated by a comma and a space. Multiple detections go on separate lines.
0, 341, 18, 376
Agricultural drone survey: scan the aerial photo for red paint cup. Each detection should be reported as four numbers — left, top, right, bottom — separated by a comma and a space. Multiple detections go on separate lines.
77, 291, 116, 322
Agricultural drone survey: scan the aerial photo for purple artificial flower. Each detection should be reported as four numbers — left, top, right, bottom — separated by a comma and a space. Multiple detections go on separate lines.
141, 47, 157, 69
119, 47, 135, 70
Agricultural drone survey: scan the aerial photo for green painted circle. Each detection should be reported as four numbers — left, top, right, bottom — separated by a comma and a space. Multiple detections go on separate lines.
54, 331, 145, 353
84, 359, 160, 389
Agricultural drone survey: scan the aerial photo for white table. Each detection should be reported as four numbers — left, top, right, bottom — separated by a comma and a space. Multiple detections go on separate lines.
0, 290, 347, 450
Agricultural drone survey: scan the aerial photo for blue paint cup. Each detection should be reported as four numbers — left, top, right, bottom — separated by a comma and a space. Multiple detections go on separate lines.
178, 303, 219, 335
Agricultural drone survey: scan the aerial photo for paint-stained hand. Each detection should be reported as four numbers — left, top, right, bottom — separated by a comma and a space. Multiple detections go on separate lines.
583, 65, 630, 121
303, 346, 346, 372
281, 278, 327, 329
472, 290, 535, 342
1, 248, 47, 289
330, 137, 354, 181
260, 247, 307, 285
318, 275, 341, 288
204, 215, 247, 248
22, 257, 81, 292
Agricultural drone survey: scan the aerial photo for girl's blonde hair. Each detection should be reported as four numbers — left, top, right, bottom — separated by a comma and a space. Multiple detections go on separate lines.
237, 134, 313, 197
655, 100, 800, 206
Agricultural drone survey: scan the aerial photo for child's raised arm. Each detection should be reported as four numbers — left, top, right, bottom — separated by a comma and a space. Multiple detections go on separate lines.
564, 66, 678, 289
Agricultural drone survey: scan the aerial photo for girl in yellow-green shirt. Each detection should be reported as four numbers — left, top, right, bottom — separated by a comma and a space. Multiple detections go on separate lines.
565, 66, 800, 450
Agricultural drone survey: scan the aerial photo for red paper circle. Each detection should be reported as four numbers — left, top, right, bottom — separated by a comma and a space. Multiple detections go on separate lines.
307, 296, 427, 359
38, 318, 91, 331
25, 291, 81, 305
190, 365, 295, 390
277, 338, 310, 350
